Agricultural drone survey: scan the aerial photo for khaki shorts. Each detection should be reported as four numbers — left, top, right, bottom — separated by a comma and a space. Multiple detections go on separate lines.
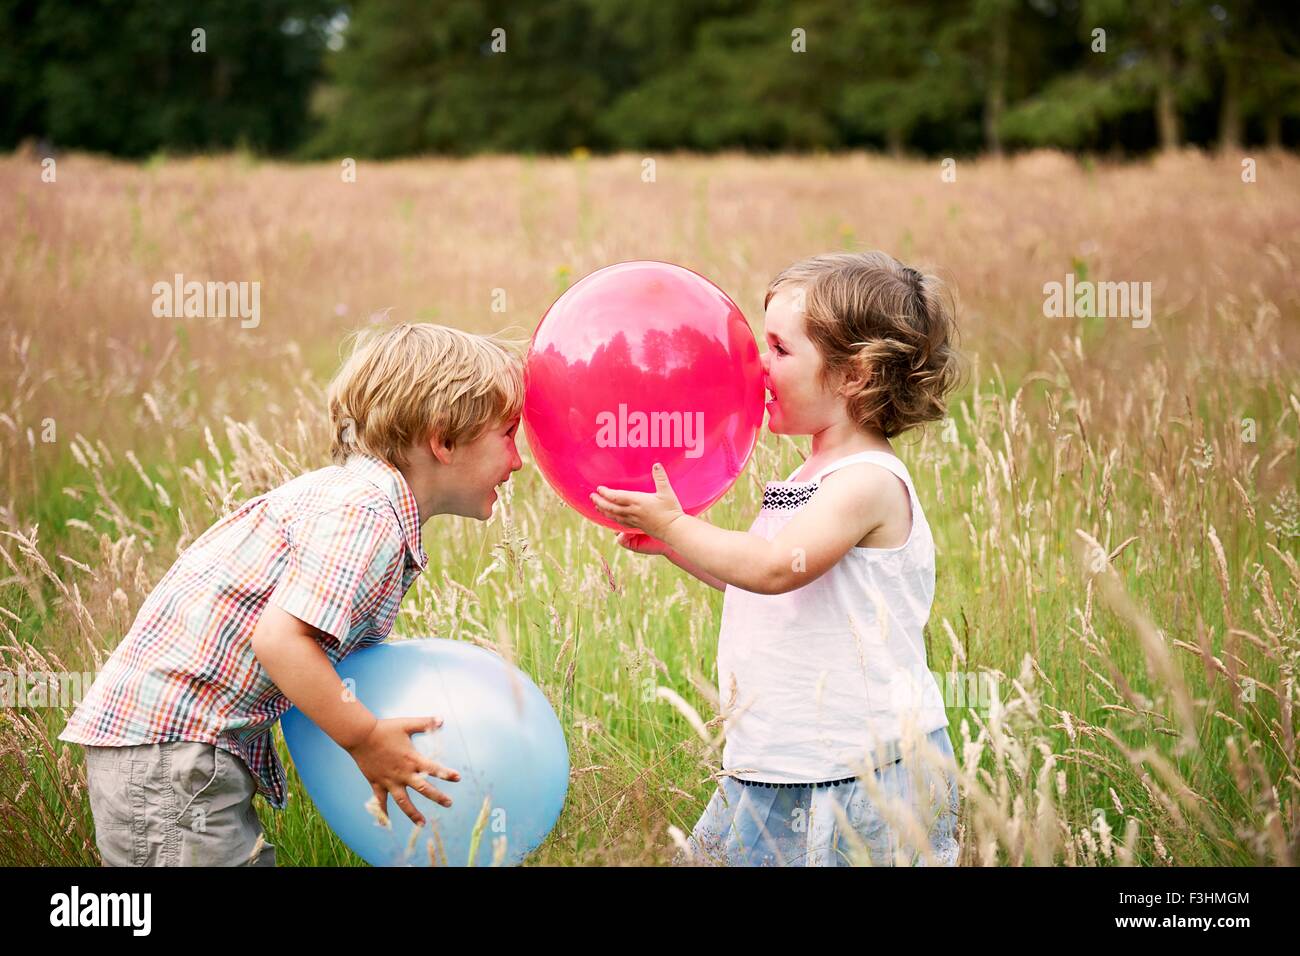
82, 741, 276, 867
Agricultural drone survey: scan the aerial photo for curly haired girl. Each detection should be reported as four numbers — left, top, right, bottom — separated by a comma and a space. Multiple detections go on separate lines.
591, 251, 964, 866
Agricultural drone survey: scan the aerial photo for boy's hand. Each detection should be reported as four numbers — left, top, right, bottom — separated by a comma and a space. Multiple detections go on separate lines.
616, 531, 670, 555
345, 716, 461, 827
591, 463, 685, 539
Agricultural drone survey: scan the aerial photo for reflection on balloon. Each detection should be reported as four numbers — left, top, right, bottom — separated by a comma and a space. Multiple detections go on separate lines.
522, 260, 764, 531
282, 638, 568, 867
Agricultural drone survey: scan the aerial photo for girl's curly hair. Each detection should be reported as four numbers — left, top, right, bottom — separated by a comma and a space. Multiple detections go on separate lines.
764, 251, 964, 438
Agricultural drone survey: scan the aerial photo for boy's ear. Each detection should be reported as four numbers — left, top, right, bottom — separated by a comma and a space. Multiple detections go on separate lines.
427, 432, 455, 466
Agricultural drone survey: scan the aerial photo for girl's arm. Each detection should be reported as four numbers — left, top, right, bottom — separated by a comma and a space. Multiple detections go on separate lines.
592, 462, 895, 594
665, 546, 727, 591
616, 530, 726, 591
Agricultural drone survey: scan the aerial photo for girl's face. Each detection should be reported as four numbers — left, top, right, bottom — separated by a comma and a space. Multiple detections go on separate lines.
761, 287, 843, 435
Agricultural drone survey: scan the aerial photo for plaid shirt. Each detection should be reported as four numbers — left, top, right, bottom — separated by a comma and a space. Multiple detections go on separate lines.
59, 453, 428, 810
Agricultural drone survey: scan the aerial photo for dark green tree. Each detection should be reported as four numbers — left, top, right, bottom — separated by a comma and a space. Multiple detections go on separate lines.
310, 0, 645, 157
598, 0, 845, 152
1, 0, 334, 155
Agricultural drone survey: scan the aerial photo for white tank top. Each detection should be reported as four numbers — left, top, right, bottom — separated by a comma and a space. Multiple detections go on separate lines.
716, 450, 949, 783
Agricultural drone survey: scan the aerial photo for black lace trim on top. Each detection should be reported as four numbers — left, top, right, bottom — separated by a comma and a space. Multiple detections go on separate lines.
731, 757, 902, 788
762, 483, 817, 511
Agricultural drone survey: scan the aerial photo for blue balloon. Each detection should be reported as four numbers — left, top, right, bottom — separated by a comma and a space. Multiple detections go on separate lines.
282, 638, 568, 866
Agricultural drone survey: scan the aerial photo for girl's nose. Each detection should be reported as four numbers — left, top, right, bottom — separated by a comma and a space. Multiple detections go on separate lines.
759, 351, 770, 373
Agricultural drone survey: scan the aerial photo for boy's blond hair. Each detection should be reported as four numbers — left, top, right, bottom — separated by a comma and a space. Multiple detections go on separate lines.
327, 323, 525, 467
765, 251, 963, 438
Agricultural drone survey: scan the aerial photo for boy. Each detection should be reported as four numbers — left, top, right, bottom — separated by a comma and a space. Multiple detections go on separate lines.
58, 323, 525, 866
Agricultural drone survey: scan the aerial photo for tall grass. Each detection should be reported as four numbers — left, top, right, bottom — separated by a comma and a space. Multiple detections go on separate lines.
1, 149, 1296, 865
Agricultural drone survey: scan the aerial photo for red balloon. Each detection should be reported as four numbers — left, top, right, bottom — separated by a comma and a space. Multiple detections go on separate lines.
523, 260, 764, 532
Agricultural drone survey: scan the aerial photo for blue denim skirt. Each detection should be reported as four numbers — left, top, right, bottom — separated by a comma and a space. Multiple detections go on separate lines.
681, 725, 959, 867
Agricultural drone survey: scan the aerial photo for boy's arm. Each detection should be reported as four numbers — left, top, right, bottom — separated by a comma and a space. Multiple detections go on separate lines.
252, 604, 461, 827
250, 603, 376, 750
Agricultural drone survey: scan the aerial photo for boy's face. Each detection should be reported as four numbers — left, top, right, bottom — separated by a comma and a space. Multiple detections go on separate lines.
444, 414, 524, 520
761, 287, 841, 435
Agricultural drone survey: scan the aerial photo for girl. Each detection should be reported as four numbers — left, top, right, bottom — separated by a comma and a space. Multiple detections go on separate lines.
591, 251, 963, 866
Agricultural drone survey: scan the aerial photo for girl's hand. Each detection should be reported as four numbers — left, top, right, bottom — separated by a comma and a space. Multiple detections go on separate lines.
590, 462, 685, 539
616, 531, 670, 556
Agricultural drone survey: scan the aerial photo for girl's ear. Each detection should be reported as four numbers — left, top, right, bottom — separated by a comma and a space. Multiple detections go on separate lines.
835, 360, 871, 398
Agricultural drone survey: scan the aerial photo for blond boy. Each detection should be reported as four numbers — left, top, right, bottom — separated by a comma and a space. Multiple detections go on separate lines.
59, 324, 524, 866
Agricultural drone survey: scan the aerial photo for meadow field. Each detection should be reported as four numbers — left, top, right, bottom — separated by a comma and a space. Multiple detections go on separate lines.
1, 148, 1297, 866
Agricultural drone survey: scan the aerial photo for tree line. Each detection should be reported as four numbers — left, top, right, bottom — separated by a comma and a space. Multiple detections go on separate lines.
3, 0, 1297, 159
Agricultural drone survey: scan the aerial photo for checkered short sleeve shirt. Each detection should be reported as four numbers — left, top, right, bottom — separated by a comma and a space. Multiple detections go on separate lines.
58, 453, 428, 809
